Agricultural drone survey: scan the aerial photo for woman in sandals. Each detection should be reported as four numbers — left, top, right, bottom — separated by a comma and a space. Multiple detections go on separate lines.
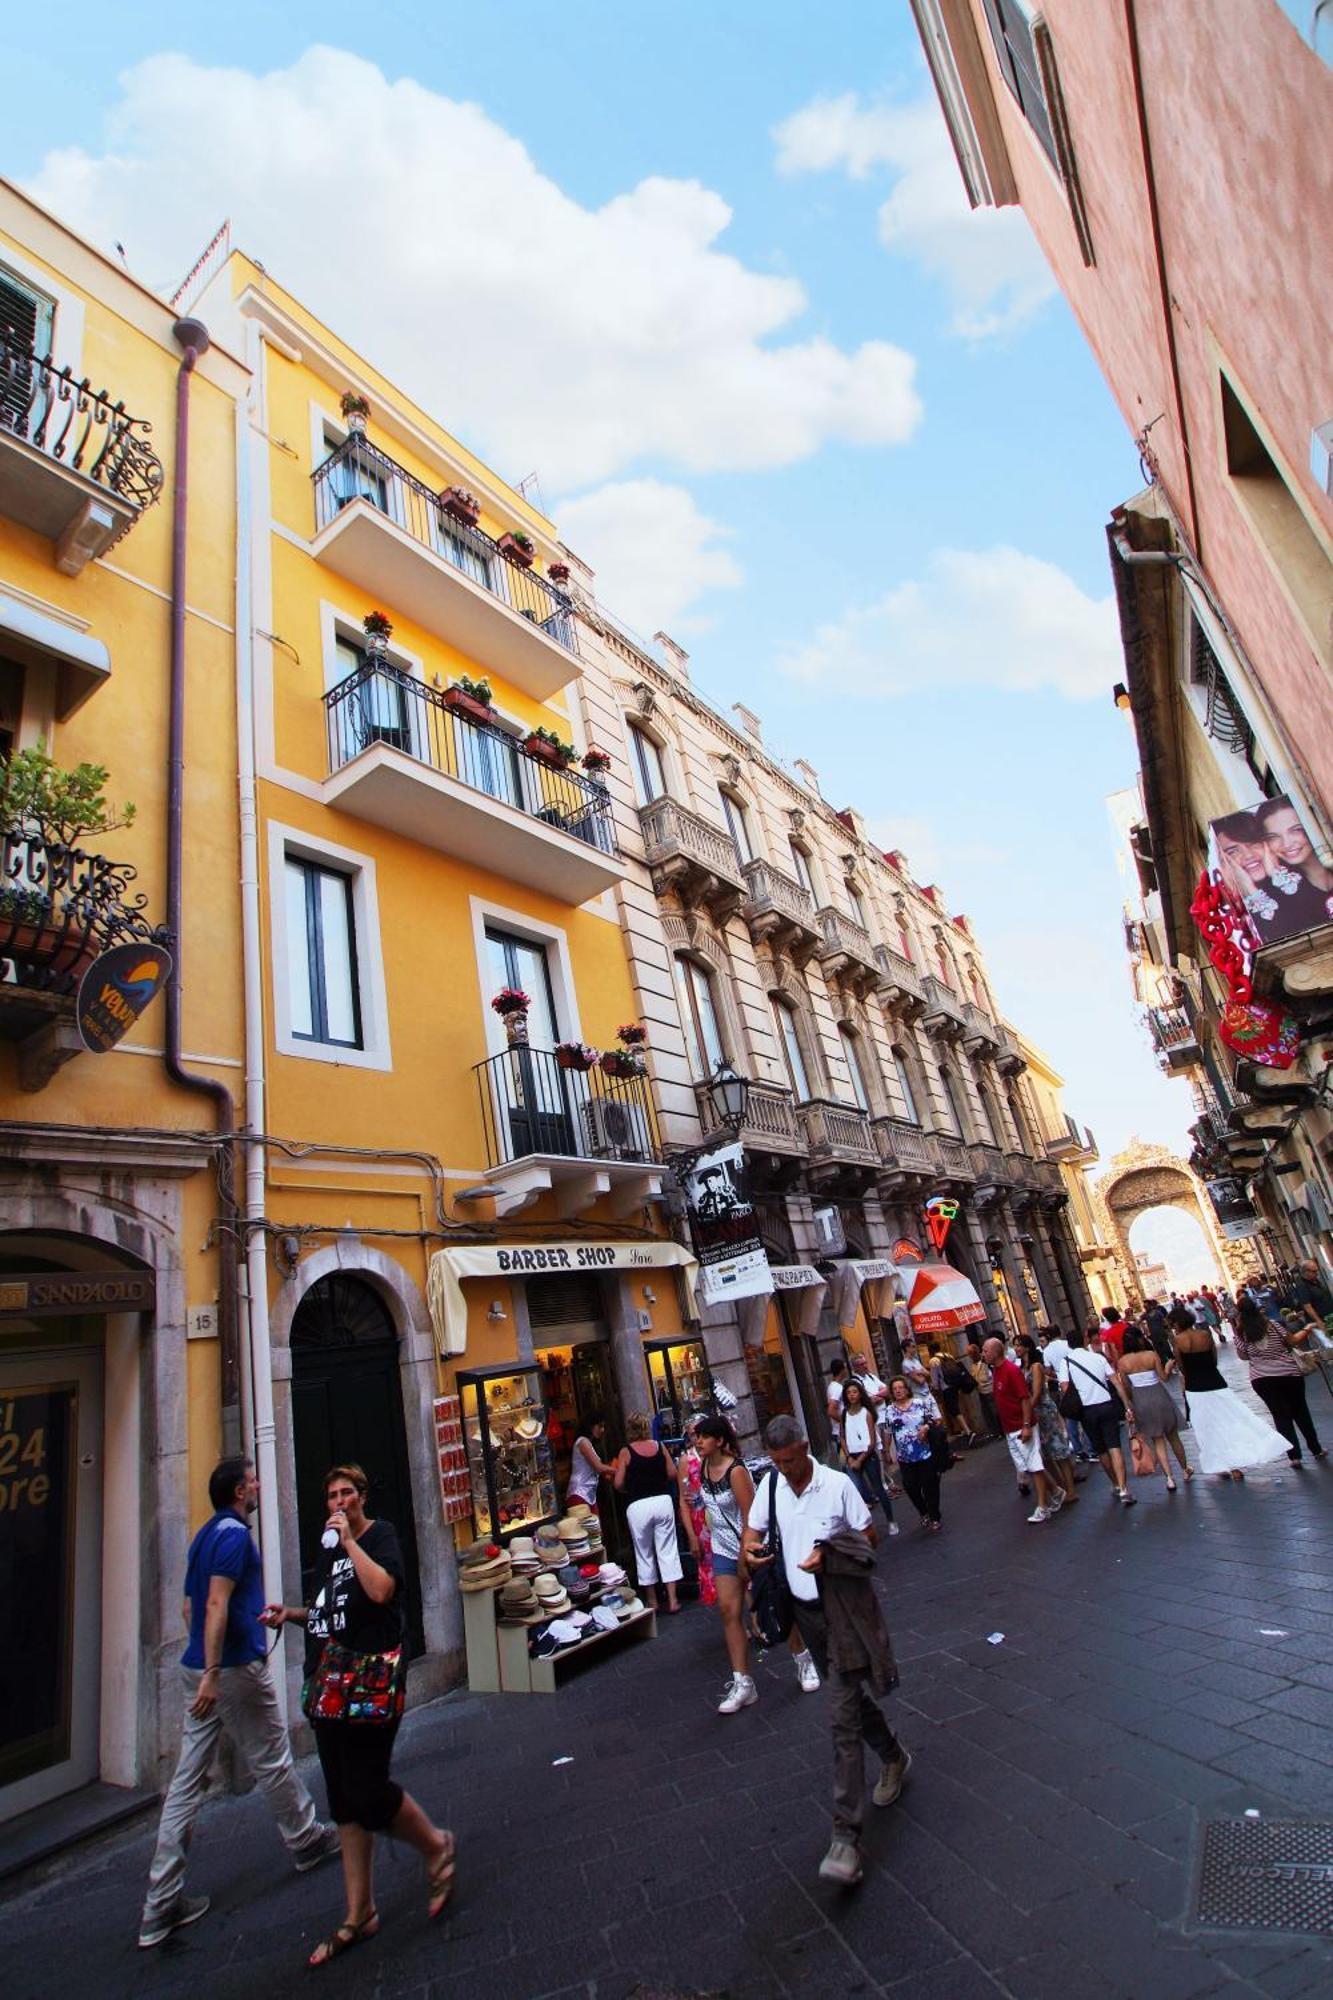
262, 1463, 455, 1966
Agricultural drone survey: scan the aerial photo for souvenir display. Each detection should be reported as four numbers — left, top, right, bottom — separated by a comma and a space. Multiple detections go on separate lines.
645, 1339, 714, 1441
456, 1365, 557, 1540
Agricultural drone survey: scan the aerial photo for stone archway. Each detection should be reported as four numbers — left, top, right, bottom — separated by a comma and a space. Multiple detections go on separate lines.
1097, 1139, 1248, 1302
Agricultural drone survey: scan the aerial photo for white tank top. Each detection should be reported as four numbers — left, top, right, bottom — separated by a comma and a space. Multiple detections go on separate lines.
567, 1439, 600, 1506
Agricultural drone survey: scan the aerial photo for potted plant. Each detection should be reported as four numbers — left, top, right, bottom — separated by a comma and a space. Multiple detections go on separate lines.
601, 1022, 647, 1079
0, 747, 137, 980
498, 530, 536, 570
439, 485, 481, 528
555, 1040, 600, 1072
491, 986, 531, 1045
548, 561, 571, 585
616, 1022, 648, 1048
443, 675, 494, 726
362, 609, 393, 657
522, 726, 576, 770
339, 390, 371, 434
581, 747, 612, 778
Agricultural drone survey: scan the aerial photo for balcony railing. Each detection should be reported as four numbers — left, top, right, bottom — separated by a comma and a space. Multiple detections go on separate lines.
723, 1078, 804, 1154
741, 859, 818, 950
971, 1141, 1007, 1185
639, 798, 745, 916
920, 975, 965, 1035
1005, 1150, 1038, 1189
474, 1046, 658, 1170
934, 1134, 975, 1181
800, 1098, 877, 1164
324, 662, 616, 857
0, 825, 159, 1002
312, 436, 577, 655
961, 1000, 998, 1051
816, 907, 880, 989
1147, 1004, 1201, 1070
995, 1023, 1026, 1074
871, 1115, 938, 1178
874, 944, 925, 1012
1, 332, 164, 513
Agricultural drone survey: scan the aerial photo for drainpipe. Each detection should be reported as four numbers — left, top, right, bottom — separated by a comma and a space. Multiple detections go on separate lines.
167, 315, 242, 1448
236, 321, 287, 1716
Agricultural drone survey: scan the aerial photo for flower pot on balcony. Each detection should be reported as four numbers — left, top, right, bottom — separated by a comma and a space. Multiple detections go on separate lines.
548, 562, 571, 585
555, 1045, 598, 1072
442, 687, 495, 728
498, 533, 535, 570
600, 1050, 644, 1080
0, 910, 96, 986
523, 734, 572, 770
439, 486, 480, 528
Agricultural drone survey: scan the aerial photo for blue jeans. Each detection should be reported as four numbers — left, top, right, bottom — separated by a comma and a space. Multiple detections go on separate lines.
846, 1450, 895, 1524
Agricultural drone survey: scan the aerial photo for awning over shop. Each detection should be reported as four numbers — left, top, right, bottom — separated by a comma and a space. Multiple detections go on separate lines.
426, 1239, 699, 1356
906, 1262, 986, 1336
764, 1263, 828, 1339
834, 1258, 901, 1333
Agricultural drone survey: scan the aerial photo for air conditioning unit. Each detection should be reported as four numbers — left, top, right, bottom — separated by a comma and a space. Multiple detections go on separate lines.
582, 1097, 651, 1162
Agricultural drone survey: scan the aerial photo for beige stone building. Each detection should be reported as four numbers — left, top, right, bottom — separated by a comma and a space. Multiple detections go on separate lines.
562, 580, 1095, 1446
1017, 1033, 1135, 1316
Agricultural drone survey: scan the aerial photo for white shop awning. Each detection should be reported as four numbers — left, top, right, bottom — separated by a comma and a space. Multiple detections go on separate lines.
834, 1258, 902, 1332
426, 1239, 698, 1356
769, 1263, 828, 1337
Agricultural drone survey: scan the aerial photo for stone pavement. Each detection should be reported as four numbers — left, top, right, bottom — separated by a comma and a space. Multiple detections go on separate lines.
9, 1357, 1333, 2000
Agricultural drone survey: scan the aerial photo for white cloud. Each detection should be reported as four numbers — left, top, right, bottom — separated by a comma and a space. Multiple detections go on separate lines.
29, 48, 922, 490
864, 815, 1008, 882
778, 546, 1120, 702
773, 92, 1055, 338
556, 480, 742, 633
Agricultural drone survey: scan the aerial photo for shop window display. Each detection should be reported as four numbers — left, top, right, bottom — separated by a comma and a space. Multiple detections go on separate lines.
646, 1340, 714, 1443
457, 1365, 556, 1540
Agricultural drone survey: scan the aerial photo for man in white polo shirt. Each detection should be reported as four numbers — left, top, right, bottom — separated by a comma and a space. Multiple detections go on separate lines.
744, 1414, 911, 1888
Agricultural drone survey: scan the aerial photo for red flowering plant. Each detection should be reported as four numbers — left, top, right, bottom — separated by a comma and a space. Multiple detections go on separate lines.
362, 610, 393, 639
490, 987, 531, 1016
615, 1022, 647, 1046
582, 747, 612, 775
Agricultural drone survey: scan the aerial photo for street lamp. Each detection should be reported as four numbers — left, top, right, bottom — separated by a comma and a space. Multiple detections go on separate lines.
667, 1060, 752, 1178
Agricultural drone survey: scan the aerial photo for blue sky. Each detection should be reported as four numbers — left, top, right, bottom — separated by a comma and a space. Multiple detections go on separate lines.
8, 4, 1205, 1267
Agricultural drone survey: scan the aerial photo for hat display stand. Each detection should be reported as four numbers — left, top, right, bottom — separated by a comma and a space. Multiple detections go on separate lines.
461, 1551, 657, 1696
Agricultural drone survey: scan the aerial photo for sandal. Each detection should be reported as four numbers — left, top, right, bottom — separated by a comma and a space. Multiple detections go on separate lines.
427, 1834, 458, 1921
308, 1912, 379, 1968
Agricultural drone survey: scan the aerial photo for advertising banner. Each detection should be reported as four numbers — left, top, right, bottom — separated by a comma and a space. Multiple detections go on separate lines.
76, 941, 172, 1053
1206, 1176, 1264, 1241
1203, 795, 1333, 967
681, 1142, 772, 1308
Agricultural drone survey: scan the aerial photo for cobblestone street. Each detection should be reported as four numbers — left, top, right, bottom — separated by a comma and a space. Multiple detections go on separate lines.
10, 1360, 1333, 2000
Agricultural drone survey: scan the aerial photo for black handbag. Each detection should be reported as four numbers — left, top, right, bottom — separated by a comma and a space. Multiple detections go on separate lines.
747, 1468, 795, 1647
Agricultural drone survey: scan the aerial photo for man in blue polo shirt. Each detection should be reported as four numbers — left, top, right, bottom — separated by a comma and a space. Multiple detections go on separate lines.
138, 1455, 338, 1949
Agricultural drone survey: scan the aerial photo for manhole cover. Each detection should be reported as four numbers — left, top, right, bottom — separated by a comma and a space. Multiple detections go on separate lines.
1197, 1820, 1333, 1936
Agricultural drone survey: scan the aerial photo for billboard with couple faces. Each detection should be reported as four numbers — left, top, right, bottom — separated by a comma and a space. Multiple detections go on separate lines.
1209, 796, 1333, 951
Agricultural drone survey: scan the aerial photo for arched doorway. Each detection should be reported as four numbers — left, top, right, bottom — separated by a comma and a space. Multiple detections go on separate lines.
290, 1275, 424, 1657
1098, 1140, 1246, 1302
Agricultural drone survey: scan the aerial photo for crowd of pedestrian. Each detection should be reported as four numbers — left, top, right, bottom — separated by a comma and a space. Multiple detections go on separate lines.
136, 1258, 1332, 1956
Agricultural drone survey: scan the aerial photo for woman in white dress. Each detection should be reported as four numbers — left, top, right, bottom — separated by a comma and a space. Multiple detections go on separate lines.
1170, 1321, 1290, 1480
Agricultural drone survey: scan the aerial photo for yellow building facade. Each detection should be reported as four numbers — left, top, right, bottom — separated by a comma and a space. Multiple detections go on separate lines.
191, 251, 689, 1715
0, 183, 248, 1823
1015, 1032, 1134, 1317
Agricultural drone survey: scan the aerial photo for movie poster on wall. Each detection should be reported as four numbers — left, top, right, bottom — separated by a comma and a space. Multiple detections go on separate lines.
1206, 1176, 1263, 1241
682, 1142, 772, 1307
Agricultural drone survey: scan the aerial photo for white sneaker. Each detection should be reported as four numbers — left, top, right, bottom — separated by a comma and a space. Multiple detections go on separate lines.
887, 1522, 901, 1537
717, 1673, 758, 1714
1048, 1488, 1065, 1513
795, 1651, 821, 1693
1027, 1506, 1051, 1523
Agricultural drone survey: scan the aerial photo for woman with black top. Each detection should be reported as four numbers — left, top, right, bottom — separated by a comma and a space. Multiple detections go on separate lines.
613, 1412, 689, 1612
263, 1463, 454, 1967
1169, 1325, 1289, 1482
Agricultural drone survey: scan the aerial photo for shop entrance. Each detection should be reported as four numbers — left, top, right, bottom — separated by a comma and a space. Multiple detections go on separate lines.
773, 1298, 830, 1453
0, 1340, 104, 1825
290, 1275, 424, 1658
743, 1300, 798, 1439
529, 1272, 627, 1561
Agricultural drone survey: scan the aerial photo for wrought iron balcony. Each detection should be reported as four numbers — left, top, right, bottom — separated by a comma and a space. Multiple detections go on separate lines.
1146, 1003, 1201, 1072
472, 1044, 664, 1218
816, 907, 880, 994
800, 1097, 878, 1169
741, 859, 819, 961
724, 1077, 806, 1156
871, 1115, 939, 1182
0, 825, 160, 1089
311, 436, 578, 701
639, 798, 746, 919
0, 331, 164, 573
920, 975, 966, 1038
324, 663, 620, 903
874, 945, 925, 1016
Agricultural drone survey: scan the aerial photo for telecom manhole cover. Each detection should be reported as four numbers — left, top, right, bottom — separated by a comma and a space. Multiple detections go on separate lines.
1196, 1820, 1333, 1936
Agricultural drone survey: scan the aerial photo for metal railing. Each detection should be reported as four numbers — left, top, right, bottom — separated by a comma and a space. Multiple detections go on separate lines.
1147, 1004, 1199, 1056
474, 1045, 659, 1169
312, 435, 578, 655
0, 826, 160, 996
816, 906, 878, 971
741, 858, 817, 933
800, 1098, 877, 1161
0, 329, 164, 512
871, 1115, 938, 1176
324, 663, 616, 855
639, 798, 743, 882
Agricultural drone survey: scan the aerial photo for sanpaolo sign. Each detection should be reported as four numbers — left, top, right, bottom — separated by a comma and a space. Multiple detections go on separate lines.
76, 941, 172, 1054
0, 1269, 156, 1318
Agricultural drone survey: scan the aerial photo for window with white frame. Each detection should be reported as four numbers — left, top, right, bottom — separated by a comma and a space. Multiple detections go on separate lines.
627, 724, 667, 807
674, 955, 727, 1080
330, 631, 417, 759
320, 425, 389, 513
720, 789, 753, 865
772, 996, 812, 1101
839, 1025, 872, 1113
0, 266, 55, 434
893, 1046, 922, 1126
285, 855, 362, 1049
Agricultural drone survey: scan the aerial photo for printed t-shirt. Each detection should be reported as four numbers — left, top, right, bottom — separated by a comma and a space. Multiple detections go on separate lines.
182, 1512, 266, 1669
306, 1518, 405, 1673
748, 1460, 870, 1602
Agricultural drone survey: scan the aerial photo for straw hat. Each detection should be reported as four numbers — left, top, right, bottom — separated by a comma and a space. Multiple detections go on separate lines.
513, 1417, 544, 1442
555, 1516, 587, 1542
